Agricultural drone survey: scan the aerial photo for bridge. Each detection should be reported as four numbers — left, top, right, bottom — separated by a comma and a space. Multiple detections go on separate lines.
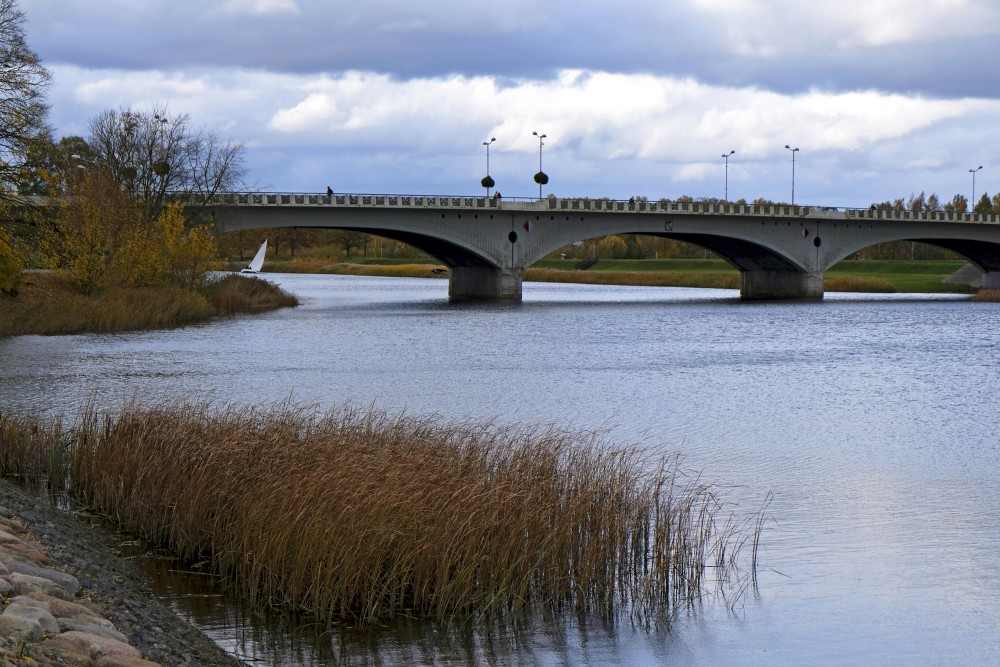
204, 193, 1000, 300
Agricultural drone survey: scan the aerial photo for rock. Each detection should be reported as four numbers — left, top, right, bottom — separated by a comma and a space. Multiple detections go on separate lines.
96, 655, 162, 667
2, 600, 60, 635
0, 484, 240, 666
0, 541, 50, 565
9, 571, 73, 600
26, 591, 101, 621
0, 613, 45, 642
4, 559, 80, 597
41, 630, 143, 662
58, 618, 129, 643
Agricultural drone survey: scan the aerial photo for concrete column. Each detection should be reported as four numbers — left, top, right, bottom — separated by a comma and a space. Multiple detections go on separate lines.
982, 271, 1000, 289
448, 266, 523, 301
741, 270, 823, 300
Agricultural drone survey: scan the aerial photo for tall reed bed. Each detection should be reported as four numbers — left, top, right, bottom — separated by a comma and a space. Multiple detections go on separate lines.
0, 402, 766, 625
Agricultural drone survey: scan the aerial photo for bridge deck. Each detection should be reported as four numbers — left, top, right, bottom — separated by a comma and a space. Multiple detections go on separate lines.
202, 192, 1000, 225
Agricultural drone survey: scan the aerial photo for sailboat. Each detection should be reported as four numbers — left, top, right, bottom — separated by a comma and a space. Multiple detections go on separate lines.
241, 239, 267, 274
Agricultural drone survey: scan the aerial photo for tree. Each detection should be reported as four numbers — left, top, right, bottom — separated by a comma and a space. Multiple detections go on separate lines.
0, 0, 51, 292
157, 203, 217, 290
56, 168, 144, 294
328, 230, 369, 258
0, 0, 50, 207
945, 194, 968, 215
87, 105, 247, 224
907, 192, 926, 213
973, 193, 993, 215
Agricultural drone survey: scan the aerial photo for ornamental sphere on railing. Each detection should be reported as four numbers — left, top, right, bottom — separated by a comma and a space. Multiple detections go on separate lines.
533, 171, 549, 185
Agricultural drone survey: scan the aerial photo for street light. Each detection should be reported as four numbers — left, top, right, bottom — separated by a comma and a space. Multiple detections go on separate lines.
722, 150, 735, 201
481, 137, 496, 197
532, 131, 548, 199
784, 145, 800, 205
970, 165, 983, 211
152, 113, 170, 177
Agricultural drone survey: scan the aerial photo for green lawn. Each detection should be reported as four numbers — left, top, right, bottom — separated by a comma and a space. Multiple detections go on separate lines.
533, 259, 972, 293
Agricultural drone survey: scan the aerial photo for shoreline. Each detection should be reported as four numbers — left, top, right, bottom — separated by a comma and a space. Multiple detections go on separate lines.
0, 478, 238, 666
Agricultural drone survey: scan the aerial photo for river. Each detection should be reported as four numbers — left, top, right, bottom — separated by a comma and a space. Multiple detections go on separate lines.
1, 273, 998, 665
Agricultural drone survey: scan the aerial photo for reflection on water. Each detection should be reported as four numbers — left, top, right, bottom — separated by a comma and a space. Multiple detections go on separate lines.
2, 274, 999, 665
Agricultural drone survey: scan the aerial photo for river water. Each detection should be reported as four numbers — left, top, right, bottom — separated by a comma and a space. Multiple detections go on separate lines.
1, 274, 998, 666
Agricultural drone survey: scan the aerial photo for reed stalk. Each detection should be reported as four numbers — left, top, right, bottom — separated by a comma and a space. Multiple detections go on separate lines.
0, 401, 767, 626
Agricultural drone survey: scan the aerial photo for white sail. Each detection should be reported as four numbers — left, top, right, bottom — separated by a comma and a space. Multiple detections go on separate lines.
241, 239, 267, 274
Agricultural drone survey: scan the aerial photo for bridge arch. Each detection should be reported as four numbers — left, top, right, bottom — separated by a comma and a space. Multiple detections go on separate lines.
205, 194, 1000, 299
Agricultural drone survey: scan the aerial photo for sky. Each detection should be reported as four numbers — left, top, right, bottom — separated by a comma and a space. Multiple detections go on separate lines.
21, 0, 1000, 207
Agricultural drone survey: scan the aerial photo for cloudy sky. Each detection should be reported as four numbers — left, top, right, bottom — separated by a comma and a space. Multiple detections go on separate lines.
21, 0, 1000, 207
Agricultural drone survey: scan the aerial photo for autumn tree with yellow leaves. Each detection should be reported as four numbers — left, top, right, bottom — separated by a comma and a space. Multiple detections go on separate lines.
55, 168, 216, 294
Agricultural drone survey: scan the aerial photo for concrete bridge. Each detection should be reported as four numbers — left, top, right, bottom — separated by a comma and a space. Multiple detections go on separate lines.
204, 192, 1000, 300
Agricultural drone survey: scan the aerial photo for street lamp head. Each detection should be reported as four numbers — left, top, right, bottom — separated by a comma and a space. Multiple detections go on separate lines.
785, 145, 799, 152
723, 150, 735, 158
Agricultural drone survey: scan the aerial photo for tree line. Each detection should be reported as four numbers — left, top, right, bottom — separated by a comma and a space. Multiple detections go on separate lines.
0, 0, 246, 295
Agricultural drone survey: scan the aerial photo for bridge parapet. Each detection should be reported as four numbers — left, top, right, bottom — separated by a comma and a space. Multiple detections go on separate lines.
200, 192, 1000, 225
846, 208, 999, 224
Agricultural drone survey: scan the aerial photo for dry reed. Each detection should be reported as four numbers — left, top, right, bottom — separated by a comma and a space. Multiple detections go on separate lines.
524, 268, 740, 290
971, 289, 1000, 302
202, 274, 299, 315
0, 401, 766, 626
823, 276, 896, 293
0, 272, 297, 336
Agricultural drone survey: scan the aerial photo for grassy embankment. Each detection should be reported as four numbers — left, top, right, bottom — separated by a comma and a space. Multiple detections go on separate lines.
0, 272, 298, 337
253, 257, 973, 294
0, 401, 767, 626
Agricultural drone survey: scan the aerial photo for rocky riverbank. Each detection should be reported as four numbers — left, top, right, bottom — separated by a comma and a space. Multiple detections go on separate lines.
0, 479, 238, 666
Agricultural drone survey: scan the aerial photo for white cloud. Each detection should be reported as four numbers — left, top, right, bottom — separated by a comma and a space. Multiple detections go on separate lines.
44, 64, 1000, 203
219, 0, 300, 16
266, 69, 984, 160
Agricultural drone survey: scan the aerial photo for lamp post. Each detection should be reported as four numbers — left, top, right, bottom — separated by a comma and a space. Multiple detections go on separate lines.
532, 131, 548, 199
152, 113, 170, 177
970, 165, 983, 211
722, 150, 735, 201
481, 137, 496, 197
784, 145, 799, 205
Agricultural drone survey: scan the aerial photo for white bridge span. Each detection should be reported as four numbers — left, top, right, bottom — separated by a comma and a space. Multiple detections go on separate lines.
204, 193, 1000, 300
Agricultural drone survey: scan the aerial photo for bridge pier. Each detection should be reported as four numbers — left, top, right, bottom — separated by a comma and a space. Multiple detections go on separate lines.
449, 266, 523, 301
982, 271, 1000, 290
741, 269, 823, 300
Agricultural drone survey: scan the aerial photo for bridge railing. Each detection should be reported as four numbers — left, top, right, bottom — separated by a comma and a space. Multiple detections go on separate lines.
199, 192, 999, 224
846, 208, 999, 223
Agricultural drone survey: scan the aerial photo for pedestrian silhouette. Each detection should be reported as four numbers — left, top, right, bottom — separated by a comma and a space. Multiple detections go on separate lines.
327, 186, 333, 196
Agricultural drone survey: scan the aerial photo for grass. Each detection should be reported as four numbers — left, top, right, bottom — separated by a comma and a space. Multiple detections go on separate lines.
264, 258, 973, 294
0, 272, 298, 337
262, 260, 450, 279
0, 401, 767, 626
525, 267, 740, 290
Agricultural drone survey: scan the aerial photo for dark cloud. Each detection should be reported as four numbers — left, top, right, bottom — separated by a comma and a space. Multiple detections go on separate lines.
22, 1, 1000, 98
